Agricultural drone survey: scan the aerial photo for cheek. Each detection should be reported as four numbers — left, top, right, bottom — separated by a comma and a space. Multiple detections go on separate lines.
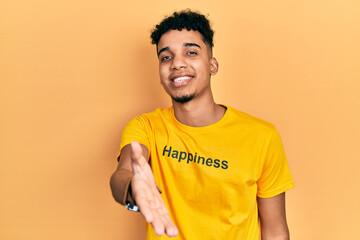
159, 74, 167, 84
195, 57, 210, 70
159, 66, 167, 82
195, 62, 210, 75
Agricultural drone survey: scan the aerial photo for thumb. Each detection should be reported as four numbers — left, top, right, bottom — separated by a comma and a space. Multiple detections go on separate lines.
130, 141, 146, 166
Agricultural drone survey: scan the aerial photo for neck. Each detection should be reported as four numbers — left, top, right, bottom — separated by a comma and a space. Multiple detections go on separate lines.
172, 94, 226, 127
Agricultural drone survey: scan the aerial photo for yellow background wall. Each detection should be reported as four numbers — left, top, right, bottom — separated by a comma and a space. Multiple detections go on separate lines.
1, 1, 359, 239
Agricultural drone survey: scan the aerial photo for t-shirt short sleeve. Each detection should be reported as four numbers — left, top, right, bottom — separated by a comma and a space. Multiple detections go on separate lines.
119, 115, 151, 153
257, 127, 295, 198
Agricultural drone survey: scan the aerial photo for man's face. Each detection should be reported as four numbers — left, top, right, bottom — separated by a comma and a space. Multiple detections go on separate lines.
157, 30, 218, 104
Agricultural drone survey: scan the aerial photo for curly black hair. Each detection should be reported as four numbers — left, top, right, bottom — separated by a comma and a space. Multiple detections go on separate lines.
150, 9, 214, 48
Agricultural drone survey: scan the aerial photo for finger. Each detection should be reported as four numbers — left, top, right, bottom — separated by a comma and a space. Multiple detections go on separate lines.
147, 195, 168, 236
163, 215, 178, 237
150, 212, 165, 236
130, 141, 148, 173
132, 185, 155, 222
152, 190, 168, 215
152, 196, 177, 237
130, 141, 143, 162
137, 198, 154, 223
130, 140, 142, 157
154, 201, 177, 237
155, 199, 168, 216
150, 190, 163, 210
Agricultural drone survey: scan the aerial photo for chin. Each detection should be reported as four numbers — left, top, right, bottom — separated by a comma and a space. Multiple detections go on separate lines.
172, 94, 195, 104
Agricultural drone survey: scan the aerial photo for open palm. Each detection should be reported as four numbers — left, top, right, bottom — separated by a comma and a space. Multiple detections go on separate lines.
130, 141, 178, 237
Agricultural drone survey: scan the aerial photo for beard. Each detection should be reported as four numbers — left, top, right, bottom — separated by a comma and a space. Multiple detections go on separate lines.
172, 93, 196, 104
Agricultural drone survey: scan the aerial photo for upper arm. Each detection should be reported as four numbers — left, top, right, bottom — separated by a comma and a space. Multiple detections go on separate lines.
257, 192, 289, 240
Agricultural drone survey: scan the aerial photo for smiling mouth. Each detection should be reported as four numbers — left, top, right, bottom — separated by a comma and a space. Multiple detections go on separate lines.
173, 76, 192, 83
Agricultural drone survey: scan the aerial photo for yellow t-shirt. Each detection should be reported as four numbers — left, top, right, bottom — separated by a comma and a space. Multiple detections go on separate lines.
120, 105, 294, 240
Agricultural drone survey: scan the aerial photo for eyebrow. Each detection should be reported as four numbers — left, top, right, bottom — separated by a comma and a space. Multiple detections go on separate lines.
184, 42, 201, 49
157, 47, 169, 56
157, 42, 201, 56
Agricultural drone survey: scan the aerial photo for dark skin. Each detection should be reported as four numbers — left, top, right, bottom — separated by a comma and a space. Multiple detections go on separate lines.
258, 193, 290, 240
112, 142, 178, 237
110, 29, 290, 239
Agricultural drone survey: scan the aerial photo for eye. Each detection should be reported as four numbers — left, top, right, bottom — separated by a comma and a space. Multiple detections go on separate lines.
187, 51, 197, 55
161, 55, 171, 61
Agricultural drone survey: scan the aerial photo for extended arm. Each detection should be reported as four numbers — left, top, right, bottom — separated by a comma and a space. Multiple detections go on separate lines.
110, 143, 140, 205
110, 141, 178, 237
257, 192, 290, 240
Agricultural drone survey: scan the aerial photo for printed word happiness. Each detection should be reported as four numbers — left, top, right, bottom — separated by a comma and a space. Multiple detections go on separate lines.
162, 145, 228, 170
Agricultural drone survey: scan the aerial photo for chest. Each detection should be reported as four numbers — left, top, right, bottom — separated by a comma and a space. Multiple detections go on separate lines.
149, 125, 267, 189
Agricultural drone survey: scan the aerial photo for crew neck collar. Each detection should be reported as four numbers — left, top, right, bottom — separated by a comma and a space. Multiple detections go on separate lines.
169, 104, 232, 133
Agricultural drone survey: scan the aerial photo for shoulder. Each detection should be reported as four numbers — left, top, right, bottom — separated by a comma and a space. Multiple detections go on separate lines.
128, 107, 173, 126
225, 105, 277, 135
137, 107, 172, 120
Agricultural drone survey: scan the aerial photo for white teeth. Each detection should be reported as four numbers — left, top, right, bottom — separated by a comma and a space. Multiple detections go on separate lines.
173, 76, 191, 83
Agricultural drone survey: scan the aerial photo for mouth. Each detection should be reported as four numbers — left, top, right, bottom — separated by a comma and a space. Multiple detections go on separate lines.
170, 75, 194, 87
172, 76, 192, 83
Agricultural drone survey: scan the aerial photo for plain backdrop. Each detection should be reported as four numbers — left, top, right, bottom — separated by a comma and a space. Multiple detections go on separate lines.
1, 0, 359, 239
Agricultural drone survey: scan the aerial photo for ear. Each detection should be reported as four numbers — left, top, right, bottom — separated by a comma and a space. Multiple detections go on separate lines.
210, 57, 219, 75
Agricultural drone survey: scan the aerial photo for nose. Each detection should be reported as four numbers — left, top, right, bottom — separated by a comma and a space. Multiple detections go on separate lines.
171, 54, 187, 70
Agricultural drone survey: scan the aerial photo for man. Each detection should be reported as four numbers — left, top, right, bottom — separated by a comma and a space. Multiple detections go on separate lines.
110, 10, 294, 240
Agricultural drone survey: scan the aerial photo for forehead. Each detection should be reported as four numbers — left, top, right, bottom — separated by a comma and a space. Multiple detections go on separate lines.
157, 30, 207, 50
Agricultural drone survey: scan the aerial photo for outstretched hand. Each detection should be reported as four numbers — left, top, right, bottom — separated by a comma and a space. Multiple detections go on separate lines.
130, 141, 178, 237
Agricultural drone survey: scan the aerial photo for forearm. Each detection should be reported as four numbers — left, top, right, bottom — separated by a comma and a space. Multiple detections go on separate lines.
258, 193, 290, 240
260, 217, 290, 240
261, 233, 289, 240
110, 168, 135, 205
